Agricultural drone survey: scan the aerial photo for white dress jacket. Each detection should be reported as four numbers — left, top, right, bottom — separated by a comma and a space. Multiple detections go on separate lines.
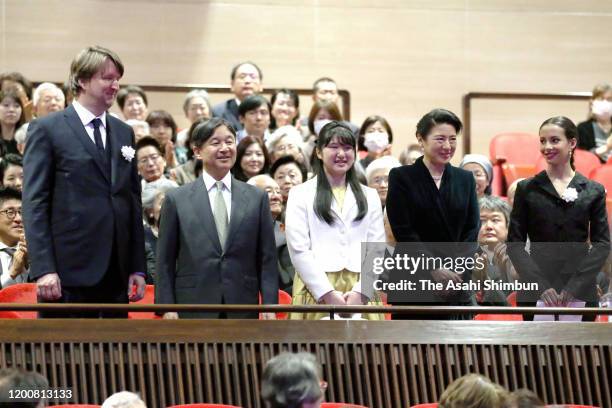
285, 177, 386, 300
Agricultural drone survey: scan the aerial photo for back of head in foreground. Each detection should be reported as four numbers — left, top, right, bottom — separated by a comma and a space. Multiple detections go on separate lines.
438, 373, 509, 408
261, 352, 324, 408
0, 368, 48, 408
101, 390, 146, 408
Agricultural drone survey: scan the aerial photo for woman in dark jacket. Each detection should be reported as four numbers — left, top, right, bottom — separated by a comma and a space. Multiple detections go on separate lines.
576, 83, 612, 162
508, 116, 610, 321
386, 109, 480, 319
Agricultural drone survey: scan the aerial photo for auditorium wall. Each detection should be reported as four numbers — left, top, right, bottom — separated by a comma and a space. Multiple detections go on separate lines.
2, 0, 611, 159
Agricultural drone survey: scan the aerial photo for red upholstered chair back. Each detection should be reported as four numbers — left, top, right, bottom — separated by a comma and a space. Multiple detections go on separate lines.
410, 404, 438, 408
258, 289, 292, 320
0, 283, 37, 319
489, 132, 540, 193
128, 284, 161, 319
591, 165, 612, 199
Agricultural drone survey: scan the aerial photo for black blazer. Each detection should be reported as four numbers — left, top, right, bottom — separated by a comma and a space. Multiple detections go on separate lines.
386, 157, 480, 246
212, 99, 242, 132
23, 105, 145, 287
155, 176, 278, 318
507, 171, 610, 301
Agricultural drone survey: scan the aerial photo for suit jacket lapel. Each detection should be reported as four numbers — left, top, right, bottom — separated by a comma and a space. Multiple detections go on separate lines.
225, 178, 249, 248
64, 105, 110, 183
532, 171, 559, 200
190, 178, 223, 253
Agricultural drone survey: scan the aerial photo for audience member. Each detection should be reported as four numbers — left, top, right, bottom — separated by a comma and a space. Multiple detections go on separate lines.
474, 195, 517, 303
13, 123, 28, 155
506, 178, 524, 207
270, 88, 300, 130
0, 72, 32, 122
23, 45, 146, 318
460, 153, 493, 198
142, 189, 170, 284
358, 115, 394, 169
261, 352, 325, 408
156, 117, 278, 319
506, 389, 544, 408
170, 118, 205, 186
212, 61, 263, 131
577, 83, 612, 162
303, 100, 344, 161
232, 135, 270, 182
267, 125, 306, 163
117, 85, 148, 121
438, 373, 509, 408
248, 174, 294, 293
32, 82, 65, 118
0, 187, 27, 288
136, 136, 178, 191
270, 155, 308, 203
146, 109, 179, 167
286, 121, 385, 320
0, 89, 26, 156
0, 154, 23, 191
365, 155, 401, 209
102, 391, 147, 408
398, 143, 424, 165
237, 94, 271, 143
0, 368, 48, 408
125, 119, 150, 142
176, 89, 212, 148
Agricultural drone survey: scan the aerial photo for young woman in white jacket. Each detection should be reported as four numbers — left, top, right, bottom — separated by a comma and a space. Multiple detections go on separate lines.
285, 121, 386, 319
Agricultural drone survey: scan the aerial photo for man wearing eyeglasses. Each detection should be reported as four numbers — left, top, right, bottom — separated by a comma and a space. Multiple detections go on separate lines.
212, 61, 263, 132
0, 187, 28, 288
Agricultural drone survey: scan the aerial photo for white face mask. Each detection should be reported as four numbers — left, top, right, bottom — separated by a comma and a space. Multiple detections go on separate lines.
313, 119, 332, 135
592, 100, 612, 118
364, 132, 389, 153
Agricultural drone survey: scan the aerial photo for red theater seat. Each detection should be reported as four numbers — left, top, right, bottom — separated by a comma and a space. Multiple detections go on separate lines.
410, 404, 438, 408
0, 283, 37, 319
128, 284, 161, 319
489, 132, 540, 194
259, 289, 292, 320
591, 165, 612, 198
321, 403, 369, 408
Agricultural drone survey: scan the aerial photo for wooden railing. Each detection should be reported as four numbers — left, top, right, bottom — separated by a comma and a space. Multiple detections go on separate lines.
461, 91, 592, 154
0, 318, 609, 408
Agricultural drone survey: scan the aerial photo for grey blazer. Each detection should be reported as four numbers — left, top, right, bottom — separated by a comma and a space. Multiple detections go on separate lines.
155, 176, 278, 318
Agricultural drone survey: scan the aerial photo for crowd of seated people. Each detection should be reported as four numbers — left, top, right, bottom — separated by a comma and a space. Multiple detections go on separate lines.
0, 59, 611, 321
0, 354, 555, 407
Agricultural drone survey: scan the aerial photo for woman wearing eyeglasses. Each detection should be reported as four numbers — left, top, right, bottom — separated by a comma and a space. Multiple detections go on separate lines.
285, 121, 386, 320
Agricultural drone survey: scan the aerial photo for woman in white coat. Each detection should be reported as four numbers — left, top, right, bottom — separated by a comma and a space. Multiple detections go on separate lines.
285, 121, 386, 320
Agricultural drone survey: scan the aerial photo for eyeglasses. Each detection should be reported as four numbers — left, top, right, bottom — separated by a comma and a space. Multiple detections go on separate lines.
371, 176, 389, 185
138, 153, 162, 165
0, 208, 21, 220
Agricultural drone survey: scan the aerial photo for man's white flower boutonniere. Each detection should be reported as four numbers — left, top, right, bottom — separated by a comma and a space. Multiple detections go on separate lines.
121, 146, 135, 162
561, 187, 578, 203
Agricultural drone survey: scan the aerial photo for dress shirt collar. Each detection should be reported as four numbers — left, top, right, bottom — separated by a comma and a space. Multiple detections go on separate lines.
72, 100, 107, 129
0, 240, 15, 252
202, 169, 232, 193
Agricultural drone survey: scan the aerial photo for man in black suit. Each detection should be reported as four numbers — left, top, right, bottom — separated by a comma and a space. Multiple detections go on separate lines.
155, 118, 278, 319
212, 62, 263, 131
23, 46, 146, 317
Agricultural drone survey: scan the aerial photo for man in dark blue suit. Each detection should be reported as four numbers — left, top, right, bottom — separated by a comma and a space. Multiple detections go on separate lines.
212, 61, 263, 131
23, 46, 146, 317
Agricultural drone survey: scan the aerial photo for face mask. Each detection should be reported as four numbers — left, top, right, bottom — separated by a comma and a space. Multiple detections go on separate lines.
313, 119, 332, 136
364, 132, 389, 153
592, 100, 612, 118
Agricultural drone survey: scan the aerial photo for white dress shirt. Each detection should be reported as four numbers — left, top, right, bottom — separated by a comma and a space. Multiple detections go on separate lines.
0, 241, 27, 288
202, 170, 232, 222
72, 100, 108, 148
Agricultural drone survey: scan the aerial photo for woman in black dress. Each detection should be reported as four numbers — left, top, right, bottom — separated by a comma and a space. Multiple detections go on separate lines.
507, 116, 610, 320
386, 109, 480, 319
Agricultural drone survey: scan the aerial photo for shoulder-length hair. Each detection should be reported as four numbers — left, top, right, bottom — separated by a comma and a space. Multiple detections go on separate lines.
312, 121, 367, 225
0, 89, 26, 131
307, 100, 343, 135
232, 135, 271, 182
145, 110, 178, 143
358, 115, 394, 151
270, 88, 300, 129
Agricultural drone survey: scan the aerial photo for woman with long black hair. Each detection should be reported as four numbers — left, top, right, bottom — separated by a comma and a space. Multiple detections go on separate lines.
285, 121, 385, 320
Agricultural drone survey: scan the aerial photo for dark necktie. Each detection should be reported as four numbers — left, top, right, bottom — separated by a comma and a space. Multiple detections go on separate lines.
91, 118, 105, 153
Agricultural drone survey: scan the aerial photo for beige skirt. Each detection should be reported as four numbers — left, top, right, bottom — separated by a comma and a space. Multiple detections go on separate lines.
289, 269, 385, 320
